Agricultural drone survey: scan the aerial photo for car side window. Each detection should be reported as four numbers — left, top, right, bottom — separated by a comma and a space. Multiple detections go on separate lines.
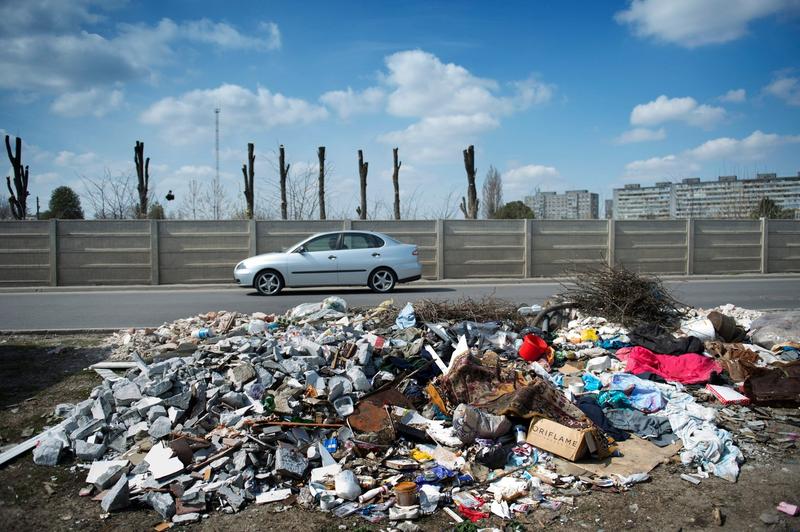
342, 233, 373, 250
369, 234, 385, 248
304, 234, 339, 252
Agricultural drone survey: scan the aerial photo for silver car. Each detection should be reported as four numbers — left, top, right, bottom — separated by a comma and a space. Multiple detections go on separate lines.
234, 230, 422, 295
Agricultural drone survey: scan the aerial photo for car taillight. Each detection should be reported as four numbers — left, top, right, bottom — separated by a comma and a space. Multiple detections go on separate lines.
412, 247, 418, 256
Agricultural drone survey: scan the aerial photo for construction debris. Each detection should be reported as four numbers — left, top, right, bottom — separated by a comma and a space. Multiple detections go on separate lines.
16, 294, 799, 526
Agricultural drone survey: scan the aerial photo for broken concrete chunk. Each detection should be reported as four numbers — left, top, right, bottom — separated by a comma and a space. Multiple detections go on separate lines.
149, 416, 172, 440
274, 446, 308, 479
86, 459, 129, 486
227, 363, 256, 388
346, 367, 371, 392
91, 397, 112, 421
100, 474, 130, 512
172, 512, 201, 524
218, 485, 246, 511
147, 492, 176, 520
74, 440, 107, 462
144, 379, 173, 397
33, 437, 64, 466
113, 380, 142, 405
53, 403, 75, 418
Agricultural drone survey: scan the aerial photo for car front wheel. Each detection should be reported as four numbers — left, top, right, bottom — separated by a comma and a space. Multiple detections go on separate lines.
368, 268, 396, 293
254, 270, 284, 296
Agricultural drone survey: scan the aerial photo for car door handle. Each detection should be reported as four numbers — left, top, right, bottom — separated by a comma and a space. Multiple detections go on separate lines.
372, 252, 381, 257
328, 255, 337, 260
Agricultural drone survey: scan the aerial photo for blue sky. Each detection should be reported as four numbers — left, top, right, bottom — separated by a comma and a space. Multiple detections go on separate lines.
2, 0, 800, 218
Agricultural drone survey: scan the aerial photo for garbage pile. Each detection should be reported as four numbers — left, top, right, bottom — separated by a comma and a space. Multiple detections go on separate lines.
28, 294, 800, 527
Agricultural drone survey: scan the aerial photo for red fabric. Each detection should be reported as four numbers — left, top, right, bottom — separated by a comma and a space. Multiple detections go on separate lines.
620, 346, 722, 384
458, 505, 489, 522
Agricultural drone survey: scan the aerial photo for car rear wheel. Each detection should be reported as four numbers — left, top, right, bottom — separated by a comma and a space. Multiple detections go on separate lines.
368, 268, 396, 293
254, 270, 284, 296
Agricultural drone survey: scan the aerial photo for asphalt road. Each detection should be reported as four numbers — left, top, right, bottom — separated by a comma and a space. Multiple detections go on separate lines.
0, 277, 798, 331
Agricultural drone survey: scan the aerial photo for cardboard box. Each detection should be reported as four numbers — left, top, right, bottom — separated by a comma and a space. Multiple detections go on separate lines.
526, 418, 593, 461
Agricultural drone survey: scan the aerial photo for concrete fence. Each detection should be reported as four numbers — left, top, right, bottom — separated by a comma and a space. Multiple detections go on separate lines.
0, 219, 798, 287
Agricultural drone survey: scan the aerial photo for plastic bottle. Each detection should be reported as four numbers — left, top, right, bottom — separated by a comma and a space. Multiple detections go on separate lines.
357, 485, 389, 504
191, 328, 214, 339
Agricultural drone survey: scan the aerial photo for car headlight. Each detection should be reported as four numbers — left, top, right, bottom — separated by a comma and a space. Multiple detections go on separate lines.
235, 261, 247, 271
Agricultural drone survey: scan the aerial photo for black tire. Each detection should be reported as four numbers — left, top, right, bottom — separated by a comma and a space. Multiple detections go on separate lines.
368, 267, 396, 293
254, 270, 284, 296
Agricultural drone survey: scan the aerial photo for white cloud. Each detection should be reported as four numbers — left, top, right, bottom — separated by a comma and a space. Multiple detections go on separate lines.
630, 95, 726, 128
173, 18, 281, 51
687, 130, 800, 160
615, 127, 666, 144
372, 50, 553, 161
0, 0, 282, 114
615, 0, 799, 48
50, 88, 123, 117
54, 151, 98, 166
624, 155, 699, 179
763, 73, 800, 106
140, 84, 328, 144
378, 113, 499, 161
320, 87, 385, 119
624, 130, 800, 179
503, 164, 561, 197
719, 88, 747, 103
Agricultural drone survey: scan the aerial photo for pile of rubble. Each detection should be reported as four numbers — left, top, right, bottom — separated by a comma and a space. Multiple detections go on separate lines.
24, 296, 800, 527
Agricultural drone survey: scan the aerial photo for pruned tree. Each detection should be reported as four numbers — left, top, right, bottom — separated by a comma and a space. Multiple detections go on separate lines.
317, 146, 326, 220
241, 142, 255, 219
279, 144, 290, 220
5, 135, 29, 220
289, 164, 320, 220
134, 140, 150, 218
459, 145, 479, 219
481, 165, 503, 219
392, 147, 402, 220
356, 149, 368, 220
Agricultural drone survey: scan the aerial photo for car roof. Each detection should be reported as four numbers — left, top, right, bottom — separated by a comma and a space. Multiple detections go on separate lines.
305, 230, 388, 238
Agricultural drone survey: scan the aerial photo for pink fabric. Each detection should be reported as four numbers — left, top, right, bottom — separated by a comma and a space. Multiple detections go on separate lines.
619, 346, 723, 384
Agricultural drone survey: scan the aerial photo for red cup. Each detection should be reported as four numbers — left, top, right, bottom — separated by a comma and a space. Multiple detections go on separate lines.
519, 333, 549, 362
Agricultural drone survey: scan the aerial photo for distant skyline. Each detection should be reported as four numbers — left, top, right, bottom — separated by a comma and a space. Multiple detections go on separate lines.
2, 0, 799, 217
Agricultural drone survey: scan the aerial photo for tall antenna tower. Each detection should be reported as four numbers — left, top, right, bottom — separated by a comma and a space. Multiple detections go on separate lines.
214, 107, 220, 219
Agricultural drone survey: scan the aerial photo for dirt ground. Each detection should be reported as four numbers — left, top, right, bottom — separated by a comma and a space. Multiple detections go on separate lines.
0, 334, 798, 532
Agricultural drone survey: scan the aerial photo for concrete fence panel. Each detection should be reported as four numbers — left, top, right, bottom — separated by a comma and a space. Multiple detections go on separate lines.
159, 220, 250, 284
693, 219, 762, 274
614, 220, 687, 274
352, 220, 438, 279
532, 220, 608, 277
443, 220, 525, 278
57, 220, 150, 285
0, 220, 50, 286
767, 219, 800, 273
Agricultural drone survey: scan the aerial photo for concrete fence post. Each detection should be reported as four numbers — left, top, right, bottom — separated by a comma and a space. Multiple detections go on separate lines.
49, 218, 58, 286
760, 217, 769, 274
607, 219, 616, 267
249, 219, 257, 256
436, 219, 445, 280
524, 219, 533, 277
150, 219, 160, 285
342, 219, 352, 230
686, 218, 694, 275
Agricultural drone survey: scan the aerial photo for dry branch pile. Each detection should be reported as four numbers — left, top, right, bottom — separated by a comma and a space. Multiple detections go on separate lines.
413, 296, 527, 327
558, 265, 688, 329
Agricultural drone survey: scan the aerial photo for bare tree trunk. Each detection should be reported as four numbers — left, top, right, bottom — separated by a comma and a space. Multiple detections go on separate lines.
134, 140, 150, 219
357, 149, 368, 220
392, 147, 401, 220
459, 144, 479, 219
5, 135, 29, 220
279, 144, 290, 220
317, 146, 326, 220
241, 142, 255, 219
